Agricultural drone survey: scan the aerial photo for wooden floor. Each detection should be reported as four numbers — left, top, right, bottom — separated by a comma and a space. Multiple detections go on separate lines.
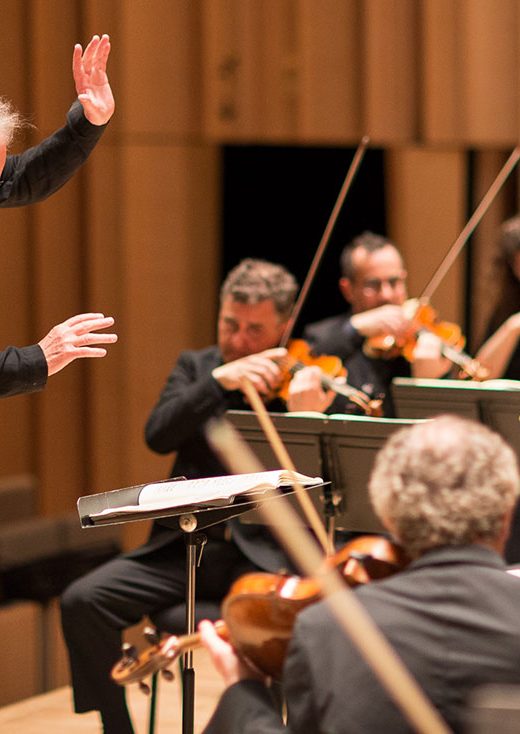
0, 648, 225, 734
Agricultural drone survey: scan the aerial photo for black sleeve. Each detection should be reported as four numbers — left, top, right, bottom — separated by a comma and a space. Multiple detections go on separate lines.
0, 344, 48, 398
201, 621, 321, 734
304, 318, 364, 362
145, 351, 229, 455
0, 101, 107, 208
202, 681, 285, 734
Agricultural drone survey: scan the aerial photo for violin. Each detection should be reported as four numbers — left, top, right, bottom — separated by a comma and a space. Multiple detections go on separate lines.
111, 535, 407, 687
278, 339, 383, 416
362, 147, 520, 382
363, 299, 489, 381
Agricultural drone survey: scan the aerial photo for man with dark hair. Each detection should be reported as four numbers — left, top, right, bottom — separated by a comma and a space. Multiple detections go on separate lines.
200, 415, 520, 734
303, 231, 448, 415
61, 258, 331, 734
1, 34, 116, 396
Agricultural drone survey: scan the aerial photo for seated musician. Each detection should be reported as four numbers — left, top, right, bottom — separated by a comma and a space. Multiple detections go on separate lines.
200, 414, 520, 734
303, 231, 450, 415
475, 216, 520, 379
60, 258, 340, 734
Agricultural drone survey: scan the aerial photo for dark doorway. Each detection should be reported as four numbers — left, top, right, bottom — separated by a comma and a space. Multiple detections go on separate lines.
222, 145, 386, 334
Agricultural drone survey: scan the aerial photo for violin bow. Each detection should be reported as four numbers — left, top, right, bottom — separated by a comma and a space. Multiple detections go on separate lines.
239, 375, 331, 555
421, 146, 520, 302
280, 136, 370, 348
206, 390, 450, 734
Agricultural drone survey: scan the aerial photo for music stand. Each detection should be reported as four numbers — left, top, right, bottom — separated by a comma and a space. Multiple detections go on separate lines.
391, 377, 520, 462
324, 415, 422, 532
391, 377, 488, 420
78, 479, 325, 734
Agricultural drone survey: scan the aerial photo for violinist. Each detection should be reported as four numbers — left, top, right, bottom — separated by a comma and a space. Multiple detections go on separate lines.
60, 258, 339, 734
475, 216, 520, 379
303, 232, 450, 415
201, 415, 520, 734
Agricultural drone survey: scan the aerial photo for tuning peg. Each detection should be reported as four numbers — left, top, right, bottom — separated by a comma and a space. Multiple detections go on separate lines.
139, 681, 151, 695
143, 626, 161, 645
121, 642, 138, 665
161, 668, 175, 682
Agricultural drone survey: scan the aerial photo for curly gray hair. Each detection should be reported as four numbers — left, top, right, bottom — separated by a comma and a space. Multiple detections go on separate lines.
220, 258, 298, 320
0, 97, 24, 147
369, 415, 519, 558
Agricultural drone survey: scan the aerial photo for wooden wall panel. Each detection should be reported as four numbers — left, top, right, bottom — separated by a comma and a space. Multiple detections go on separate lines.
385, 149, 466, 325
0, 4, 34, 474
298, 0, 361, 143
203, 0, 303, 141
120, 145, 219, 492
119, 0, 203, 138
28, 1, 86, 515
460, 0, 518, 146
81, 0, 126, 499
422, 0, 462, 144
362, 0, 419, 144
423, 0, 519, 146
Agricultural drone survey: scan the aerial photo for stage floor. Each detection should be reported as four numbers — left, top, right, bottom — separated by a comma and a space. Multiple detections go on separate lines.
0, 648, 224, 733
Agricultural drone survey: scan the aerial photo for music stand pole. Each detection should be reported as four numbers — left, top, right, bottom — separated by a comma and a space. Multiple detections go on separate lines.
180, 517, 207, 734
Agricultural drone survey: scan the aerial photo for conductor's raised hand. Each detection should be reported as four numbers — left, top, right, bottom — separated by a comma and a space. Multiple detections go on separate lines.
73, 34, 114, 125
38, 313, 118, 376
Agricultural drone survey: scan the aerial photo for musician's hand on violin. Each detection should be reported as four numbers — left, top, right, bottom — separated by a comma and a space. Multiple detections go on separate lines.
287, 366, 337, 413
411, 332, 451, 378
351, 304, 412, 339
212, 347, 287, 397
199, 620, 264, 687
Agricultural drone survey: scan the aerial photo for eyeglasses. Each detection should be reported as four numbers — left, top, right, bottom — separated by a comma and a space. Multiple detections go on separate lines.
359, 276, 406, 294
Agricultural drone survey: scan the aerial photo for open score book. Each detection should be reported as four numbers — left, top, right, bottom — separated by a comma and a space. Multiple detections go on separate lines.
87, 470, 323, 522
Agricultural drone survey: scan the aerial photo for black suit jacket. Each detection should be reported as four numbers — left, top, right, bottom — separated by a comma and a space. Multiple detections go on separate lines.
0, 101, 108, 398
143, 346, 291, 572
304, 313, 411, 416
204, 545, 520, 734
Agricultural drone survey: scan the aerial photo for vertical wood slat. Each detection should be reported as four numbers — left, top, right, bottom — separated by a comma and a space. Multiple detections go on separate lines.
81, 0, 126, 501
421, 0, 462, 144
29, 0, 86, 515
459, 0, 518, 146
203, 0, 301, 141
298, 0, 361, 143
119, 0, 203, 138
0, 3, 34, 475
385, 149, 467, 326
423, 0, 519, 146
362, 0, 419, 144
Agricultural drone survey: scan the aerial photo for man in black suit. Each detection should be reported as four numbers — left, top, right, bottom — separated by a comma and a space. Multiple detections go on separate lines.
303, 231, 448, 415
61, 258, 333, 734
200, 414, 520, 734
0, 34, 116, 396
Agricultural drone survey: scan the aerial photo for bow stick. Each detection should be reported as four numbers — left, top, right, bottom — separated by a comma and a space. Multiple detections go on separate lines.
280, 136, 369, 347
421, 147, 520, 302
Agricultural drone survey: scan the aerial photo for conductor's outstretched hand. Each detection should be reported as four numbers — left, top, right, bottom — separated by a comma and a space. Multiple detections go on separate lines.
38, 313, 117, 376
